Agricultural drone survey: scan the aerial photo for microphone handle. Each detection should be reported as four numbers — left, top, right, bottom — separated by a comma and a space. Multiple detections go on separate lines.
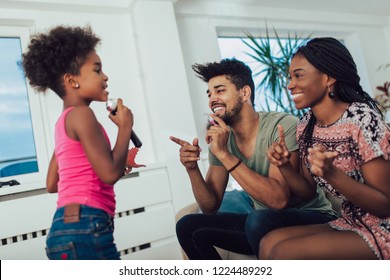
131, 131, 142, 148
111, 108, 142, 148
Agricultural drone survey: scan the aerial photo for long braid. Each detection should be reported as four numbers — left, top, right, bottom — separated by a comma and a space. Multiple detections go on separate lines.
299, 114, 316, 176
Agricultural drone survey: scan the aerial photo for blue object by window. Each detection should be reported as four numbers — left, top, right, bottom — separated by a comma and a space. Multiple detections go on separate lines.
0, 161, 38, 177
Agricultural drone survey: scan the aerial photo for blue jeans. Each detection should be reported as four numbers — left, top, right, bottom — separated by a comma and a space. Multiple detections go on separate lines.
218, 190, 253, 213
46, 205, 120, 260
176, 208, 335, 259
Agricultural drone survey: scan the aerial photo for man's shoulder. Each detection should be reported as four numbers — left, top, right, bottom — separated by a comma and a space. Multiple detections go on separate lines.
258, 111, 299, 150
258, 111, 298, 126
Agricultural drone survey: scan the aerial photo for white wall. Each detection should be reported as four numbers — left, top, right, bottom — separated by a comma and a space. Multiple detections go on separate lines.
130, 0, 200, 211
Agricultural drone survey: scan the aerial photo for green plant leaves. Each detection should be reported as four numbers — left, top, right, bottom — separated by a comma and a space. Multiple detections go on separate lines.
242, 27, 311, 117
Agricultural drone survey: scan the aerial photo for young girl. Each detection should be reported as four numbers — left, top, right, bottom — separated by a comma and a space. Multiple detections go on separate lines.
22, 25, 133, 259
264, 37, 390, 259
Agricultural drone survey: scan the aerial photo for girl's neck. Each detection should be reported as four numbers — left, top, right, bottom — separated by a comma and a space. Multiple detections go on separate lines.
63, 94, 91, 110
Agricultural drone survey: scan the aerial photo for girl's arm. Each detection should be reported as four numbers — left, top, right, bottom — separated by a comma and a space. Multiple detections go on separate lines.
46, 152, 59, 193
67, 103, 132, 185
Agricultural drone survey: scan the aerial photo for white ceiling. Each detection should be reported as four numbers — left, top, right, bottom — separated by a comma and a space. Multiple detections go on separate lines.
0, 0, 389, 17
174, 0, 390, 16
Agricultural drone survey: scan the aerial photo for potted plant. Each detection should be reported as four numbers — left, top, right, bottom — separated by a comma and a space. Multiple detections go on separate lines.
242, 27, 311, 117
375, 64, 390, 122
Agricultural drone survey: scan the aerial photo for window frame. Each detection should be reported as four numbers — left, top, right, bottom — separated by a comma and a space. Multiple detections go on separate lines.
0, 26, 50, 196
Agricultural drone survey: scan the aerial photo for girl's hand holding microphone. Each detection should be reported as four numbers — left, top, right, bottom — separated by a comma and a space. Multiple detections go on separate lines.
107, 98, 145, 170
107, 98, 133, 175
108, 98, 133, 132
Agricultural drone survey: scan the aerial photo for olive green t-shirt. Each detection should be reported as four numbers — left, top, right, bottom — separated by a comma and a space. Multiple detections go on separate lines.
209, 111, 337, 216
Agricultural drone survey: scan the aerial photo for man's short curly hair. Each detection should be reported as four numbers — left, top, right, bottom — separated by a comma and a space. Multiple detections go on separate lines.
22, 25, 100, 97
192, 58, 255, 105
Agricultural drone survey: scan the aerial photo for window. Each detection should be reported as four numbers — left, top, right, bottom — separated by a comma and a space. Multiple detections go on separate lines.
0, 37, 38, 177
0, 26, 49, 194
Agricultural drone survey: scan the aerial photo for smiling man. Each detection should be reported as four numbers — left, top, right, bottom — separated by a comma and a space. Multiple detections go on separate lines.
170, 58, 337, 259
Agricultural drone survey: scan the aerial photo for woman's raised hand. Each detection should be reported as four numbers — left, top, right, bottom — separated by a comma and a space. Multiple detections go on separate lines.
267, 124, 291, 167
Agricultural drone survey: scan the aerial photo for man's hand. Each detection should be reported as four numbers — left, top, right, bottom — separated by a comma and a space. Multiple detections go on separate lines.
267, 124, 291, 167
170, 136, 202, 170
308, 145, 338, 177
206, 114, 230, 158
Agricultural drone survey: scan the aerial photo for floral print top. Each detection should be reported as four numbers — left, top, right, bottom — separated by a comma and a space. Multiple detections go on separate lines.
297, 102, 390, 259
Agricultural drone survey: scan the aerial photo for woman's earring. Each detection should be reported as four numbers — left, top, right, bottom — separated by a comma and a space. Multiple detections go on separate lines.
75, 84, 79, 88
328, 91, 335, 99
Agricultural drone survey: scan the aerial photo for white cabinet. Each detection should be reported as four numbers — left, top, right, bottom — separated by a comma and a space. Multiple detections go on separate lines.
0, 166, 182, 260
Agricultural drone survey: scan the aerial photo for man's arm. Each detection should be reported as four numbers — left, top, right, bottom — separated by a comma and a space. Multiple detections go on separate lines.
206, 115, 291, 209
217, 151, 290, 209
188, 164, 229, 214
170, 136, 229, 214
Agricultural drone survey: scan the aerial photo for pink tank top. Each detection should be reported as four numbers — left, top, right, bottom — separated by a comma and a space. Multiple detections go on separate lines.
55, 107, 115, 216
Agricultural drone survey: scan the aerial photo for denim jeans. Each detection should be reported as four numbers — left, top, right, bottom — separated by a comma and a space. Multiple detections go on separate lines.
46, 205, 120, 260
218, 190, 253, 213
176, 208, 335, 259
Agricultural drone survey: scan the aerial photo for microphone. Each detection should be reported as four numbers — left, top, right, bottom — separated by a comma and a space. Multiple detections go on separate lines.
106, 98, 142, 148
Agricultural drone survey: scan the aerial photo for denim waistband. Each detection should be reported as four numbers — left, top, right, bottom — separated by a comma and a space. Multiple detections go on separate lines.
53, 204, 111, 221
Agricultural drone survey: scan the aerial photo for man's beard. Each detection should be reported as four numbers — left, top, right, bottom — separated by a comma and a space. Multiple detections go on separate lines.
220, 97, 243, 126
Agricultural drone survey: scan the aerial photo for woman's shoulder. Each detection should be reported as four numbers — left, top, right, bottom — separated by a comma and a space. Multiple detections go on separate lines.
346, 102, 380, 117
345, 102, 384, 126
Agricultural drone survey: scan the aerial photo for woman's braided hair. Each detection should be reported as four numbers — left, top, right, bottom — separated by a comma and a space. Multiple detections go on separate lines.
294, 37, 382, 152
296, 38, 387, 259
